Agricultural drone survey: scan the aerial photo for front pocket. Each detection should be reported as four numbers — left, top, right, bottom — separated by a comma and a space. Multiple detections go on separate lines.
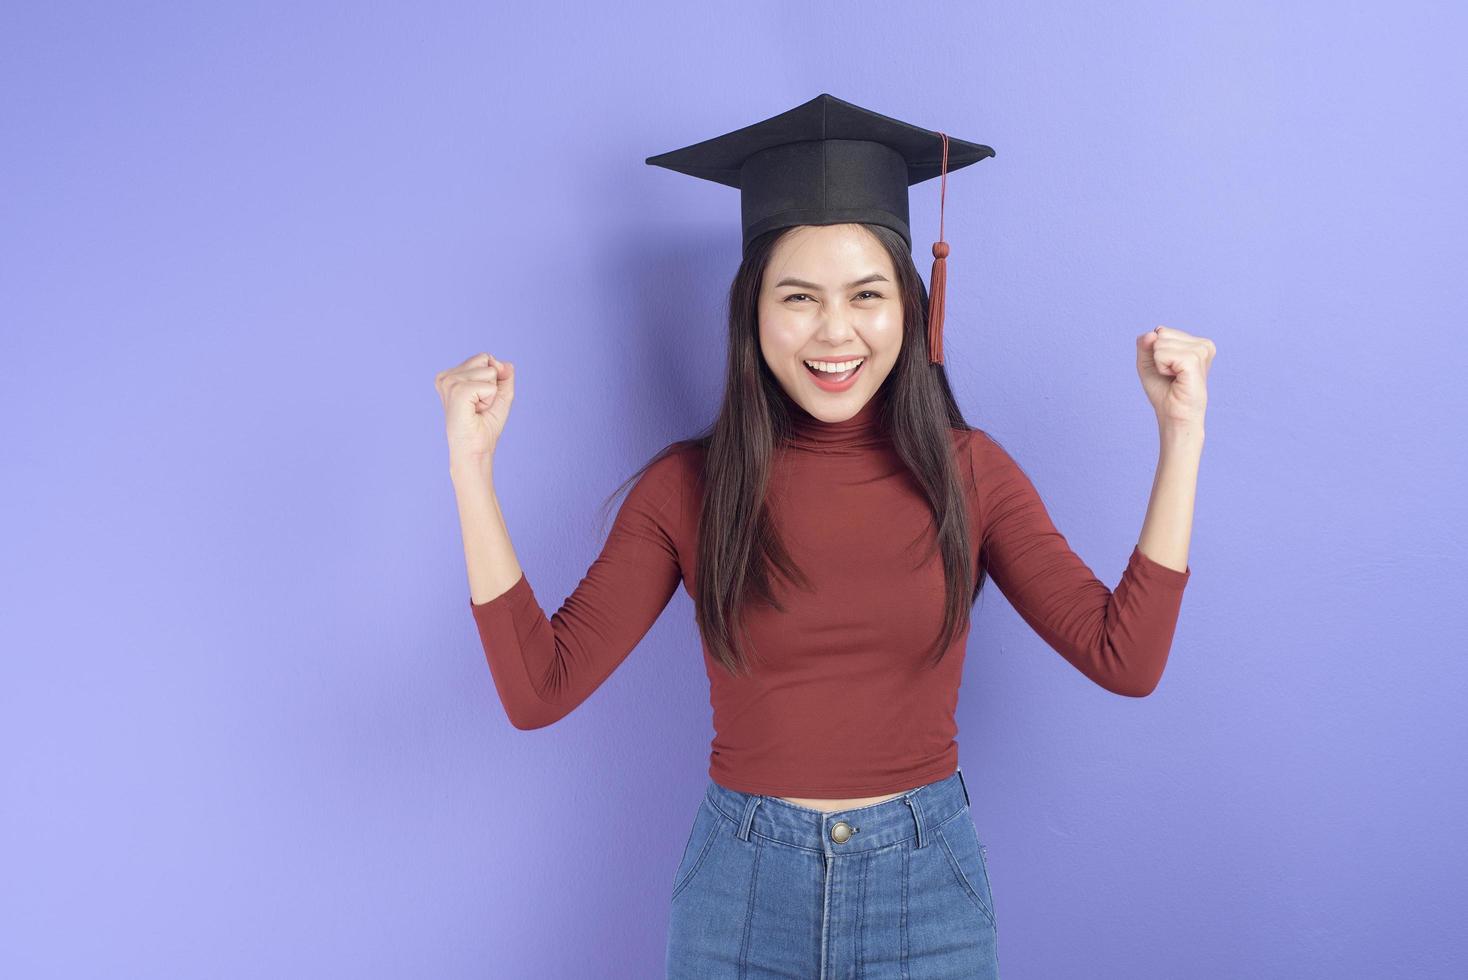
670, 799, 722, 903
935, 808, 997, 929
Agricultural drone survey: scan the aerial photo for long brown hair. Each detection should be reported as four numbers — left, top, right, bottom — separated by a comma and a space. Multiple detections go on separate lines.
603, 222, 989, 676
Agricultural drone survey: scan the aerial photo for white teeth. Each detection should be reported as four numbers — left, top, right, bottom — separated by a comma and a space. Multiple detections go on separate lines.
803, 357, 865, 374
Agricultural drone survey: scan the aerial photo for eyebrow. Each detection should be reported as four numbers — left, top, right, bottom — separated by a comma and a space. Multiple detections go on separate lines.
774, 273, 890, 291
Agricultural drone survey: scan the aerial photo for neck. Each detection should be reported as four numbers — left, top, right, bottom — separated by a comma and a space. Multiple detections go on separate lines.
781, 384, 890, 452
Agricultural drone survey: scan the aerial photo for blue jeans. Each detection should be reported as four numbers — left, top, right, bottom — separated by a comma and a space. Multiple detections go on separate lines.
666, 767, 999, 979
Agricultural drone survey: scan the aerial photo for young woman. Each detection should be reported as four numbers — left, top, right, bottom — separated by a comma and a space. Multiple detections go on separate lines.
436, 95, 1211, 979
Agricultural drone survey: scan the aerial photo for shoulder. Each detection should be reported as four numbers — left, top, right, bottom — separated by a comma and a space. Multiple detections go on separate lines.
624, 439, 706, 517
645, 439, 706, 488
953, 425, 1029, 495
952, 424, 1012, 468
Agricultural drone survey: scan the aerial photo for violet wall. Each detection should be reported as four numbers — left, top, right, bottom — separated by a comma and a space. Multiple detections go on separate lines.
3, 1, 1463, 977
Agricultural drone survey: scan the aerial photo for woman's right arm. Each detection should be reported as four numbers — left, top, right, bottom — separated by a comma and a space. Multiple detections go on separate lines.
437, 352, 521, 605
455, 457, 685, 730
436, 352, 687, 730
452, 461, 523, 607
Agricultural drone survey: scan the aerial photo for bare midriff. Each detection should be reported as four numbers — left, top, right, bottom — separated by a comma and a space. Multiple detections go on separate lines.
776, 790, 908, 813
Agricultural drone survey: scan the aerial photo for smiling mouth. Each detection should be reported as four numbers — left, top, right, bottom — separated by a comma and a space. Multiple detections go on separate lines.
803, 358, 865, 383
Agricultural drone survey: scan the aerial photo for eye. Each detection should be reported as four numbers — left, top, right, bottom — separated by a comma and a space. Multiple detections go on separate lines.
783, 291, 883, 303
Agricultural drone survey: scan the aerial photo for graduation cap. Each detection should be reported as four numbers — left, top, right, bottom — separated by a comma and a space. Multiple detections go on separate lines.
645, 93, 995, 364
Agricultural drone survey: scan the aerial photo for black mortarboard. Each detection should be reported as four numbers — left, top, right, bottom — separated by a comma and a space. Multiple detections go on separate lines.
645, 93, 995, 363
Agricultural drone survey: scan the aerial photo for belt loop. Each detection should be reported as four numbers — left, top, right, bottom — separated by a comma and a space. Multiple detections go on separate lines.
956, 765, 972, 808
737, 795, 762, 841
903, 794, 928, 849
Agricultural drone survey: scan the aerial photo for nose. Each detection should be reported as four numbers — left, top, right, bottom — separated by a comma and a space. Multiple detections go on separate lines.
813, 310, 857, 345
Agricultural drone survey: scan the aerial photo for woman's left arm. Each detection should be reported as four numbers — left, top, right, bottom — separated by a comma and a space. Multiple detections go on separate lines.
972, 324, 1216, 697
1134, 325, 1215, 574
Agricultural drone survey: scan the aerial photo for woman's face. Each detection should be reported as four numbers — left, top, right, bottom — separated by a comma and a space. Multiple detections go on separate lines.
758, 223, 902, 422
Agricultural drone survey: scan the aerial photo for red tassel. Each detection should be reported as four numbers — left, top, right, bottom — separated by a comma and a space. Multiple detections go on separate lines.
928, 131, 952, 365
929, 240, 948, 364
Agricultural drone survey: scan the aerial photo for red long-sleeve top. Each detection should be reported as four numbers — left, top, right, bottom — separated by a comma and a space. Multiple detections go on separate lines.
469, 386, 1192, 797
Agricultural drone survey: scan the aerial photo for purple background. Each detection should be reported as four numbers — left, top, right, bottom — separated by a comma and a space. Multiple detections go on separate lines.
4, 2, 1464, 977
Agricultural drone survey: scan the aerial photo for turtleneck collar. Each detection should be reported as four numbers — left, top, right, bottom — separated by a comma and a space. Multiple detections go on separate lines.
781, 383, 891, 452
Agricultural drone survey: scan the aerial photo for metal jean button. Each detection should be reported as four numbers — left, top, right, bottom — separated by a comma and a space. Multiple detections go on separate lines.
830, 820, 855, 844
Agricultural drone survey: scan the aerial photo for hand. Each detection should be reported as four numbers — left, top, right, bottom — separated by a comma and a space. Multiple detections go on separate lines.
435, 352, 515, 469
1136, 325, 1214, 431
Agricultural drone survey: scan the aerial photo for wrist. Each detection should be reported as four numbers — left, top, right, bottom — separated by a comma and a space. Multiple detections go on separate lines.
450, 457, 494, 484
1158, 422, 1204, 449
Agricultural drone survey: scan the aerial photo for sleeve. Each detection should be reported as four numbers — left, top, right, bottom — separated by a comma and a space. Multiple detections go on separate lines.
968, 429, 1192, 697
467, 450, 688, 729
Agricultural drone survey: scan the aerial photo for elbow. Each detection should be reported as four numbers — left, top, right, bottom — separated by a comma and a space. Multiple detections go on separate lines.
1096, 638, 1169, 697
501, 698, 568, 731
1108, 670, 1162, 698
507, 711, 552, 731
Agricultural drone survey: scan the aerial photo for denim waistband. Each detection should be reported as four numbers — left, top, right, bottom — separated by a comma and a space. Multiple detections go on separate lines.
703, 766, 972, 856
